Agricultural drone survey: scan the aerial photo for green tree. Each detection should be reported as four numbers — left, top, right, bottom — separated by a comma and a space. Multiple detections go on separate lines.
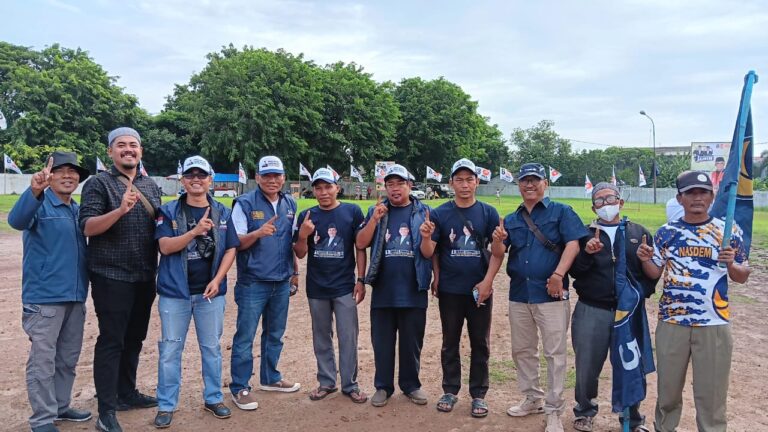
509, 120, 574, 184
0, 42, 145, 172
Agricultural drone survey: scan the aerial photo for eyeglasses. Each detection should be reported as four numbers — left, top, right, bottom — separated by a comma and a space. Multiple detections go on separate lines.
519, 177, 542, 185
593, 195, 620, 207
182, 172, 210, 180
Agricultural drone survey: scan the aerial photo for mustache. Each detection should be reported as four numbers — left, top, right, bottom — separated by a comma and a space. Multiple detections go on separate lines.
120, 151, 137, 157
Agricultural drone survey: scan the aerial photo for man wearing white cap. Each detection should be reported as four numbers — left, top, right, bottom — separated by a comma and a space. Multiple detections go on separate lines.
79, 127, 162, 432
152, 156, 240, 427
419, 158, 506, 418
293, 168, 368, 403
229, 156, 301, 411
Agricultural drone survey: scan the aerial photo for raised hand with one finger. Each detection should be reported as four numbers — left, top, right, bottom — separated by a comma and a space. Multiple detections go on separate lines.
585, 226, 604, 254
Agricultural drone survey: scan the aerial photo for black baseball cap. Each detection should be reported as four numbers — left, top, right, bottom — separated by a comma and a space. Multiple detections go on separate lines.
676, 171, 713, 193
518, 163, 545, 180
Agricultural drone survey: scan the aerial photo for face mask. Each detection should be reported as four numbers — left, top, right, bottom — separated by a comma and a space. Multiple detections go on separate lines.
596, 204, 620, 221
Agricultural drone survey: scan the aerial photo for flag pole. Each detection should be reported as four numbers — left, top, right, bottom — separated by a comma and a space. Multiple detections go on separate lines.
722, 70, 757, 249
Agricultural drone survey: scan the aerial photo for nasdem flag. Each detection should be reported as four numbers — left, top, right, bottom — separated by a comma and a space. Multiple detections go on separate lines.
610, 219, 655, 414
710, 71, 757, 256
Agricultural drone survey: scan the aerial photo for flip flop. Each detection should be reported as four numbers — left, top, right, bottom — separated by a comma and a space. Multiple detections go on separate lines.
309, 386, 338, 401
344, 389, 368, 404
437, 393, 458, 413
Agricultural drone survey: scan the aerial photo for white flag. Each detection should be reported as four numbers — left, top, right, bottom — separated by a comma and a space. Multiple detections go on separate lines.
638, 165, 647, 187
585, 174, 593, 195
326, 164, 339, 180
500, 167, 514, 183
96, 157, 108, 172
350, 165, 364, 182
177, 160, 182, 179
611, 166, 617, 186
299, 162, 312, 179
475, 166, 492, 182
3, 153, 22, 174
549, 166, 562, 183
0, 110, 7, 130
238, 162, 247, 184
426, 166, 443, 182
139, 160, 149, 177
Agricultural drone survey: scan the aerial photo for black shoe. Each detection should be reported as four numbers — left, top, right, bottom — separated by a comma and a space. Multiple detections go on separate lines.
31, 424, 59, 432
116, 391, 158, 410
55, 407, 92, 422
153, 411, 173, 429
95, 411, 122, 432
204, 402, 232, 419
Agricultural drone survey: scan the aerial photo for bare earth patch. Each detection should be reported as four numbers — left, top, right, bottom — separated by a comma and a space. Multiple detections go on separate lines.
0, 230, 766, 431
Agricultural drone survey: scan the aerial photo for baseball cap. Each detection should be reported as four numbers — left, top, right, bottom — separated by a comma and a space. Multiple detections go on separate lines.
384, 164, 410, 181
517, 163, 546, 180
715, 156, 725, 163
311, 167, 337, 185
258, 156, 284, 175
451, 158, 477, 177
182, 155, 213, 175
676, 171, 713, 193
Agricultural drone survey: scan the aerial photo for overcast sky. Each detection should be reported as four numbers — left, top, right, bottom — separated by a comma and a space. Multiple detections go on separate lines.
3, 0, 767, 153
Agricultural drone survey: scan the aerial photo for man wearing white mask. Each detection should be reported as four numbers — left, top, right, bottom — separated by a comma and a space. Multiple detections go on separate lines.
567, 182, 658, 432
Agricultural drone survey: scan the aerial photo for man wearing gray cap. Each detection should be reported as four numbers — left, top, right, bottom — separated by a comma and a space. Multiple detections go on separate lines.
568, 182, 658, 432
9, 152, 92, 432
79, 127, 162, 432
499, 162, 588, 432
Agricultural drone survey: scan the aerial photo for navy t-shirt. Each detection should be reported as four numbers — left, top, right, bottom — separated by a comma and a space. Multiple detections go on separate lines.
156, 204, 240, 295
368, 204, 427, 309
293, 202, 364, 299
431, 200, 499, 295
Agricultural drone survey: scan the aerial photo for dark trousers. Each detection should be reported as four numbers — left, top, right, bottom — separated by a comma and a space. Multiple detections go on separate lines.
91, 273, 156, 414
571, 301, 644, 427
370, 307, 426, 396
438, 292, 492, 399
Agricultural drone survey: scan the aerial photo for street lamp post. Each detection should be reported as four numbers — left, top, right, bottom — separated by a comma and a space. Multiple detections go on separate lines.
639, 110, 657, 204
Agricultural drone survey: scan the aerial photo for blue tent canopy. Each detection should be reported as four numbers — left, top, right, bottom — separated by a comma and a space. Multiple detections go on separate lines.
213, 173, 239, 183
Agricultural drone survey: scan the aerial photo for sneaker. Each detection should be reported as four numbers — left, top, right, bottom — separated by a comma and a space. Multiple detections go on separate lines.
231, 389, 259, 410
31, 424, 59, 432
259, 379, 300, 393
546, 412, 564, 432
55, 407, 92, 422
406, 388, 428, 405
370, 389, 389, 407
506, 395, 544, 417
204, 402, 232, 419
153, 411, 173, 429
95, 411, 122, 432
116, 391, 158, 410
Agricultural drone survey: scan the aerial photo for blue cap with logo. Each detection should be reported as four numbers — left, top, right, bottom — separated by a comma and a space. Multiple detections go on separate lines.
258, 156, 284, 175
451, 158, 477, 177
183, 155, 214, 175
311, 167, 337, 185
517, 163, 546, 180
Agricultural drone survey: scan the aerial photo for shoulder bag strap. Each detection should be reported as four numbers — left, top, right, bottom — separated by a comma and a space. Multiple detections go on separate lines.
520, 208, 562, 255
116, 175, 156, 219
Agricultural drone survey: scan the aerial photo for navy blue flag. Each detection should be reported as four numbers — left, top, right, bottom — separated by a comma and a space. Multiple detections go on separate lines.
710, 71, 757, 257
610, 219, 655, 413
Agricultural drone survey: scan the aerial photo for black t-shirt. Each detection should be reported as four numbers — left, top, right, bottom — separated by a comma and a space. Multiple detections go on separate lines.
370, 204, 427, 308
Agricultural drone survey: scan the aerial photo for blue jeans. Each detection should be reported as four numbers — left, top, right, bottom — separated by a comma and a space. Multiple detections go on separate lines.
230, 280, 290, 394
156, 295, 225, 411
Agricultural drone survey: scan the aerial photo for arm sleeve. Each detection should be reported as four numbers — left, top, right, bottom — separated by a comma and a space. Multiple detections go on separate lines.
560, 206, 590, 242
7, 187, 44, 231
652, 227, 667, 267
232, 202, 248, 235
78, 177, 108, 231
225, 215, 241, 249
485, 205, 500, 242
154, 208, 174, 240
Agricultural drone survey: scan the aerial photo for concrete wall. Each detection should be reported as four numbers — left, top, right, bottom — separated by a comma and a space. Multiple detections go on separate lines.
1, 174, 196, 196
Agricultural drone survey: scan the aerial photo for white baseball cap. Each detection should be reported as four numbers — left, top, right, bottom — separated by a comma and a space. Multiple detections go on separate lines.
258, 156, 284, 175
384, 164, 410, 181
183, 155, 214, 175
311, 167, 337, 185
451, 158, 477, 177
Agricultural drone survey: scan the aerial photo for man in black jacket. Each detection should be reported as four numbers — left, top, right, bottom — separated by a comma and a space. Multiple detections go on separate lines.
568, 182, 659, 432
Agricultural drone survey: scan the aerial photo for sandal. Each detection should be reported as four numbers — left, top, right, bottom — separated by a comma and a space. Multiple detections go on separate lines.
309, 386, 338, 401
436, 393, 458, 413
344, 389, 368, 404
574, 416, 594, 432
632, 426, 650, 432
471, 398, 488, 418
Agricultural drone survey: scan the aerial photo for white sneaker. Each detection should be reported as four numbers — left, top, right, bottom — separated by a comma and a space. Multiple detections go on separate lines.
545, 412, 564, 432
231, 389, 259, 410
506, 395, 544, 417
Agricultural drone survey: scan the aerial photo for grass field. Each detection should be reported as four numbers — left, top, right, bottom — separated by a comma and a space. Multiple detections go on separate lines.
1, 194, 766, 247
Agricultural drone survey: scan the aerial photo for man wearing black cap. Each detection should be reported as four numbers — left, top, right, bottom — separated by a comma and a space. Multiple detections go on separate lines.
568, 182, 658, 432
637, 171, 750, 432
9, 152, 92, 432
420, 158, 505, 418
500, 163, 588, 432
79, 127, 162, 431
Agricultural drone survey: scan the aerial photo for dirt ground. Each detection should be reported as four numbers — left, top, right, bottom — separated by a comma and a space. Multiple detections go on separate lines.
1, 229, 767, 432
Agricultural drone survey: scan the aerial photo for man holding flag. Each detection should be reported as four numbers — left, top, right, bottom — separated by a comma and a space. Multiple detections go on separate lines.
568, 182, 658, 432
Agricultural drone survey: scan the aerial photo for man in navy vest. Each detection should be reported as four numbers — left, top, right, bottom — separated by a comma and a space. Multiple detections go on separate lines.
229, 156, 301, 411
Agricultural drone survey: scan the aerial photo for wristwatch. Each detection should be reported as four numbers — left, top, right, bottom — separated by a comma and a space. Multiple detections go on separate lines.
292, 272, 300, 276
357, 277, 365, 284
